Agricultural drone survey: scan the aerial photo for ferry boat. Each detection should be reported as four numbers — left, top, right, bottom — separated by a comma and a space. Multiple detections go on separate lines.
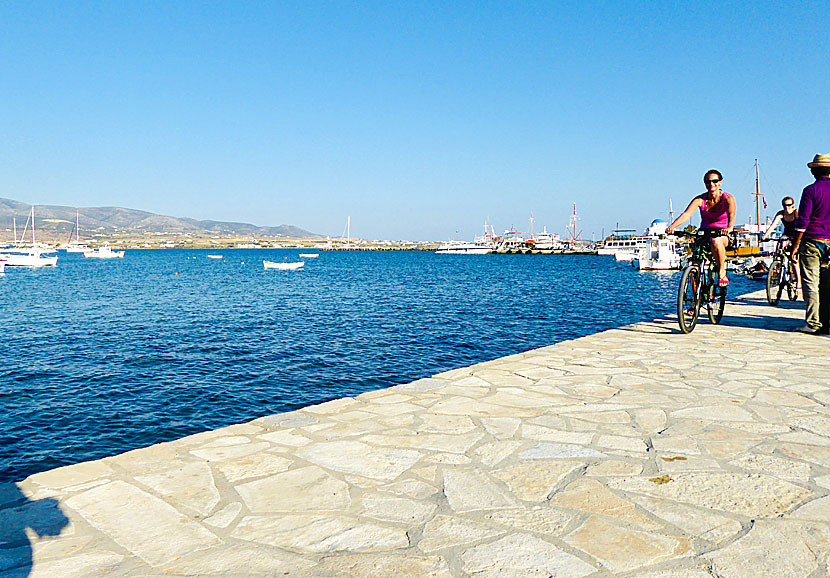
597, 229, 649, 257
529, 227, 564, 251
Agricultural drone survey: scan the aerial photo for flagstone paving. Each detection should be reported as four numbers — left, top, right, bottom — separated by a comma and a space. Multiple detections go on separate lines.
2, 290, 829, 577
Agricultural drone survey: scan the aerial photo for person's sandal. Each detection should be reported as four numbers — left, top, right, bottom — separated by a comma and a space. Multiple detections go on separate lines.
718, 277, 729, 287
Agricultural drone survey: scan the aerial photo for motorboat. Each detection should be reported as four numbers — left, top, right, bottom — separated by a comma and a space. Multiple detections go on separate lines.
83, 245, 125, 259
739, 255, 773, 279
633, 236, 681, 270
207, 254, 223, 259
298, 253, 319, 258
435, 241, 493, 255
63, 244, 90, 253
437, 221, 498, 254
264, 260, 304, 270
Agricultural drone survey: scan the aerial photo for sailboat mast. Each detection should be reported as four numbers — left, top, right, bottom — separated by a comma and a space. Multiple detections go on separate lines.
31, 207, 36, 246
755, 159, 761, 232
13, 217, 17, 246
347, 216, 350, 249
529, 212, 534, 241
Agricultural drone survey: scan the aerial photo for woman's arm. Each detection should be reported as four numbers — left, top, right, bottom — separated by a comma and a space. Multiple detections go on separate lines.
666, 197, 702, 234
761, 212, 783, 240
725, 194, 737, 233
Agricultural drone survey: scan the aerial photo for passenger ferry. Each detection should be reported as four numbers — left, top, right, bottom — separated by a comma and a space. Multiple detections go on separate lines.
597, 229, 649, 258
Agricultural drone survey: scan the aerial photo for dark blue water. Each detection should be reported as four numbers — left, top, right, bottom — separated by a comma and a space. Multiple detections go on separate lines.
0, 250, 759, 483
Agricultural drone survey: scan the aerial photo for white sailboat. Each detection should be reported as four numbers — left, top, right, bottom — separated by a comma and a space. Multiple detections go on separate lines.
57, 211, 90, 252
0, 207, 59, 267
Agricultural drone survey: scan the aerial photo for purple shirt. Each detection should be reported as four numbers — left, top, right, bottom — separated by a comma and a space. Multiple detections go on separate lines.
795, 177, 830, 240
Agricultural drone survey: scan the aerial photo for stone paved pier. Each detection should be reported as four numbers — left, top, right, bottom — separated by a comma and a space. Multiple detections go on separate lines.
2, 291, 829, 577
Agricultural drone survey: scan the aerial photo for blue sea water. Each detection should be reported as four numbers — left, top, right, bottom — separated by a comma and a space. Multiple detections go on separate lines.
0, 250, 760, 483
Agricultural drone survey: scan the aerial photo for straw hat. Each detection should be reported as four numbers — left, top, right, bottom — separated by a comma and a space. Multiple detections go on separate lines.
808, 154, 830, 168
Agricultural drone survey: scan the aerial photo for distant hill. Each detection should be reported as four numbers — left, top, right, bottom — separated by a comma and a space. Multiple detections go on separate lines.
0, 198, 320, 238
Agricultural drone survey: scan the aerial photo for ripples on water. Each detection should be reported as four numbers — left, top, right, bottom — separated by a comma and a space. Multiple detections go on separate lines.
0, 250, 758, 482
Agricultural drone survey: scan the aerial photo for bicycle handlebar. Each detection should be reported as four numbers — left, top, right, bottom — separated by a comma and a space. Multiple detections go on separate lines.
670, 228, 730, 239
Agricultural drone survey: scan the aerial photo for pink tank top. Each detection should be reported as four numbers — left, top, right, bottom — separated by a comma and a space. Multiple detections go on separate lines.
699, 192, 731, 229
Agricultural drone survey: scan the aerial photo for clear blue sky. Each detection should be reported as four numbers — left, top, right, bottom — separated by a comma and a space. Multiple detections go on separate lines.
1, 1, 827, 240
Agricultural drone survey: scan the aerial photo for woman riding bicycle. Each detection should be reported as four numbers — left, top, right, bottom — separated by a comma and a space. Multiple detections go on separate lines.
666, 169, 736, 287
762, 196, 800, 293
762, 196, 799, 242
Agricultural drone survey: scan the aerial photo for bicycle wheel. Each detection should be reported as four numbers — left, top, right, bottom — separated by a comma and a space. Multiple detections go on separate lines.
677, 265, 701, 333
708, 283, 727, 324
766, 259, 785, 306
787, 261, 799, 301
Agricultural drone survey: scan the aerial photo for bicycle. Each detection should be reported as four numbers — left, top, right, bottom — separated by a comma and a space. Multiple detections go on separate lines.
673, 229, 729, 334
765, 236, 799, 306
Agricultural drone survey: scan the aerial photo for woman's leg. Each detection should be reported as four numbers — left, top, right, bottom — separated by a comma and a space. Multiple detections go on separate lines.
710, 236, 728, 280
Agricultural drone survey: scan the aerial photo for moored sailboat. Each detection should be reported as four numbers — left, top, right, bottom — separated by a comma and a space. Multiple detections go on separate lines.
0, 207, 59, 267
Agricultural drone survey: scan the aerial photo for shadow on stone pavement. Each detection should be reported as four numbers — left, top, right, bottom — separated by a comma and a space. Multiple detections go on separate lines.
0, 483, 69, 577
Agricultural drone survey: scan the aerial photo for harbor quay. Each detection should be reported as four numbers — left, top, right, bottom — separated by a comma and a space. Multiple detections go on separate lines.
2, 291, 829, 578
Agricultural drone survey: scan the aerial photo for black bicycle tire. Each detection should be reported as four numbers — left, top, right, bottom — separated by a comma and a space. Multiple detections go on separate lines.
708, 284, 727, 324
677, 265, 701, 333
766, 259, 785, 306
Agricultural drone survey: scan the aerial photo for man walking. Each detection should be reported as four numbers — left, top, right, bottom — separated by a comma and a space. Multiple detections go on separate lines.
791, 154, 830, 334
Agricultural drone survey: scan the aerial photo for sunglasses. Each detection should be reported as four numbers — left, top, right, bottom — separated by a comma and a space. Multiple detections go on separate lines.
704, 179, 721, 184
784, 203, 794, 207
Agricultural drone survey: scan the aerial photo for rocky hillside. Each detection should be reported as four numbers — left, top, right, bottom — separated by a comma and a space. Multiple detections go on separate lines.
0, 198, 320, 238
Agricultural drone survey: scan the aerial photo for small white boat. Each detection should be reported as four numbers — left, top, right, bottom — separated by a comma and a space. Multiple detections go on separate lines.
0, 261, 5, 273
633, 237, 681, 270
0, 249, 59, 267
207, 254, 223, 260
298, 253, 319, 258
64, 244, 90, 253
84, 245, 125, 259
264, 260, 304, 270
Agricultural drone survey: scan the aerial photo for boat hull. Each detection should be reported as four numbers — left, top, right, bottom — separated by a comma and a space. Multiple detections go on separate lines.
84, 252, 124, 259
264, 260, 304, 270
0, 253, 58, 267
